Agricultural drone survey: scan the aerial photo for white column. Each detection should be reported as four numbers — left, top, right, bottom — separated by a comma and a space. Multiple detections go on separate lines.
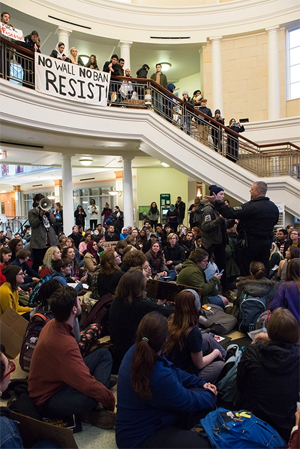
119, 41, 132, 71
61, 154, 73, 236
56, 27, 72, 56
210, 37, 223, 114
14, 186, 22, 217
266, 26, 280, 120
122, 157, 133, 227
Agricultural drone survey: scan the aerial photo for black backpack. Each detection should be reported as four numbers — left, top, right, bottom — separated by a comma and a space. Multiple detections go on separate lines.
238, 293, 267, 333
19, 310, 53, 373
80, 293, 113, 336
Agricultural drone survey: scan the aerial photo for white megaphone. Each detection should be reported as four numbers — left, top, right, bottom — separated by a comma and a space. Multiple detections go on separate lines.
39, 197, 52, 211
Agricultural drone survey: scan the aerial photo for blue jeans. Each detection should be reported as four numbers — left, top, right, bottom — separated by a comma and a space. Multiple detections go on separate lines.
41, 349, 113, 417
208, 295, 225, 308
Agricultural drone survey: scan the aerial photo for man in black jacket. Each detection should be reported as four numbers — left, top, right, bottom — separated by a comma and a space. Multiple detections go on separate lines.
204, 181, 279, 276
198, 99, 212, 142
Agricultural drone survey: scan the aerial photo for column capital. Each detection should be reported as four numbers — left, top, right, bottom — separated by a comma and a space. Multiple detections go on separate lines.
265, 25, 280, 33
54, 179, 62, 187
61, 153, 74, 161
13, 185, 21, 191
119, 41, 133, 48
209, 36, 222, 42
56, 26, 72, 36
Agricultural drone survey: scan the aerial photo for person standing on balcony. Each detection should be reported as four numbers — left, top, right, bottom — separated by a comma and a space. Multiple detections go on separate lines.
181, 91, 194, 136
226, 118, 245, 162
204, 181, 279, 276
150, 64, 168, 116
198, 99, 212, 142
136, 64, 150, 78
1, 11, 13, 27
211, 109, 225, 153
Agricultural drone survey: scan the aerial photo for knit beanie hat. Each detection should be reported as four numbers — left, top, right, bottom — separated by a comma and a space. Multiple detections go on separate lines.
209, 184, 224, 195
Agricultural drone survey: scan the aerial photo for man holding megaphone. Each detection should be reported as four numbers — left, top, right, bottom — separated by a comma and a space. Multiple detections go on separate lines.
28, 193, 59, 272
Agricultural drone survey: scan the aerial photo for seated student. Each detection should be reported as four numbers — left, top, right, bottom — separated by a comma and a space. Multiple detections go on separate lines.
51, 259, 85, 293
163, 233, 186, 270
7, 238, 23, 263
119, 227, 130, 241
235, 261, 276, 313
277, 246, 300, 281
177, 249, 228, 307
270, 258, 300, 325
68, 225, 82, 249
65, 236, 82, 267
96, 249, 123, 299
105, 225, 120, 242
61, 246, 82, 280
28, 286, 115, 428
115, 240, 127, 260
11, 249, 39, 290
109, 268, 174, 372
236, 307, 300, 442
0, 247, 12, 286
39, 246, 61, 278
121, 249, 146, 273
116, 311, 217, 449
164, 290, 226, 383
145, 241, 168, 279
0, 265, 32, 319
78, 233, 92, 258
83, 240, 100, 273
268, 241, 282, 278
142, 233, 158, 254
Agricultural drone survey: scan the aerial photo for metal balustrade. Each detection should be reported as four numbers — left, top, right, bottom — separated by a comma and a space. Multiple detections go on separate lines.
1, 36, 299, 179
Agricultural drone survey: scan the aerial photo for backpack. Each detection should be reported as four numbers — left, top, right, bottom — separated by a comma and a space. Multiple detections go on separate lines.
199, 304, 237, 335
215, 344, 243, 402
19, 311, 53, 372
239, 293, 267, 333
255, 310, 272, 330
29, 274, 53, 305
200, 408, 286, 449
80, 293, 113, 336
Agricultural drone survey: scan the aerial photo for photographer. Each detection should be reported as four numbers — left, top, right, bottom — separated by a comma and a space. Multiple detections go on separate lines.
28, 194, 58, 272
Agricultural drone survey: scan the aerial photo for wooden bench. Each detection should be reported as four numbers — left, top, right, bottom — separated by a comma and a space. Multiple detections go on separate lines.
146, 279, 202, 302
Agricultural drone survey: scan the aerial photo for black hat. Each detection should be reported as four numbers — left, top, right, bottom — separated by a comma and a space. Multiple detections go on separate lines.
215, 109, 221, 114
209, 184, 224, 195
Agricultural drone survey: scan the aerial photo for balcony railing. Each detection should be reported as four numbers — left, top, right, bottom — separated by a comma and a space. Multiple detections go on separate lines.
1, 36, 299, 179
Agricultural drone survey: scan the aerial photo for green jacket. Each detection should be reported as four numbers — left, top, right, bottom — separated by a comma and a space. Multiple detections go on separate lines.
176, 259, 220, 304
150, 72, 168, 89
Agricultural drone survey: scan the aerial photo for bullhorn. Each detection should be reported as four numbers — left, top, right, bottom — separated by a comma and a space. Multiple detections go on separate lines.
39, 197, 52, 211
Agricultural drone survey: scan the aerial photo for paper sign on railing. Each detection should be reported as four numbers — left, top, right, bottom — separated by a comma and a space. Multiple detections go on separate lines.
35, 53, 111, 106
0, 22, 24, 41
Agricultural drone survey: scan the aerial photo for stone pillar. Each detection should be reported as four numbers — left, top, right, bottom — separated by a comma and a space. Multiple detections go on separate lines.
119, 41, 132, 71
122, 157, 133, 228
266, 26, 280, 120
61, 154, 73, 235
13, 185, 22, 217
210, 37, 223, 114
56, 27, 72, 56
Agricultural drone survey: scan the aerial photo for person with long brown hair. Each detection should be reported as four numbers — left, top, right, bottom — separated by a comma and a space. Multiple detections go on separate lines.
0, 265, 31, 319
97, 249, 123, 298
164, 290, 226, 383
109, 268, 174, 372
116, 311, 217, 449
0, 247, 12, 286
270, 258, 300, 325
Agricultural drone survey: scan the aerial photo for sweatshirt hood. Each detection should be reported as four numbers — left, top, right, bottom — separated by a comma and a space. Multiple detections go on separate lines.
259, 342, 300, 375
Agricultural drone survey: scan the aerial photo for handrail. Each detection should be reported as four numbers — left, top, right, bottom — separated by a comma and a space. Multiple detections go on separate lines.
1, 35, 299, 178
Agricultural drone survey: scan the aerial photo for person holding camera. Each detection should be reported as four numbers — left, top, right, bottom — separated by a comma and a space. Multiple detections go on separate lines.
226, 118, 245, 162
28, 194, 59, 273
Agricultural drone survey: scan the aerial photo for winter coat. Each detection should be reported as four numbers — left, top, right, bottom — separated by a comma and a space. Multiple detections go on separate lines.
236, 341, 300, 442
200, 203, 226, 248
145, 250, 167, 275
136, 65, 149, 78
176, 259, 220, 304
163, 243, 185, 267
28, 208, 58, 250
236, 277, 276, 305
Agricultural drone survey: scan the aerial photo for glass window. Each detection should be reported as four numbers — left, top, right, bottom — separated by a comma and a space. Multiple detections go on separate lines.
288, 28, 300, 100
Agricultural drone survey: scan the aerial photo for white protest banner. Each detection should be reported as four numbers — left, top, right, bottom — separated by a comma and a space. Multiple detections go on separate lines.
35, 53, 111, 106
0, 23, 24, 41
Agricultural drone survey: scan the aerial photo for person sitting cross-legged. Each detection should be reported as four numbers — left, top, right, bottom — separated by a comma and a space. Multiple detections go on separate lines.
28, 286, 116, 429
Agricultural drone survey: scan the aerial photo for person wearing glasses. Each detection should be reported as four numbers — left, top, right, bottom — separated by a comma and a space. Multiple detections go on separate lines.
0, 265, 31, 320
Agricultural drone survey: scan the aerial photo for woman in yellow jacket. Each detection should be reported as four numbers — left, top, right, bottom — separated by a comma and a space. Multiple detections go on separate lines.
0, 265, 31, 320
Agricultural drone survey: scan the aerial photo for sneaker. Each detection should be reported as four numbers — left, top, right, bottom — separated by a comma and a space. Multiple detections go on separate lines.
81, 409, 115, 429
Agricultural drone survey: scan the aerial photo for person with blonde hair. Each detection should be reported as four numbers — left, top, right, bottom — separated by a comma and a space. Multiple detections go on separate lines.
39, 246, 61, 278
69, 47, 84, 65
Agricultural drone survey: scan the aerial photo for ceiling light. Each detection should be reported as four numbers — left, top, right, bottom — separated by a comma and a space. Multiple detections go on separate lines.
161, 162, 170, 167
79, 55, 89, 66
80, 158, 93, 166
108, 191, 119, 196
160, 62, 171, 72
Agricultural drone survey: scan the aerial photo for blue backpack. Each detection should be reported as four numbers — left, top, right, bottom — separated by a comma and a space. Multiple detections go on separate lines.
200, 408, 286, 449
29, 274, 53, 305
